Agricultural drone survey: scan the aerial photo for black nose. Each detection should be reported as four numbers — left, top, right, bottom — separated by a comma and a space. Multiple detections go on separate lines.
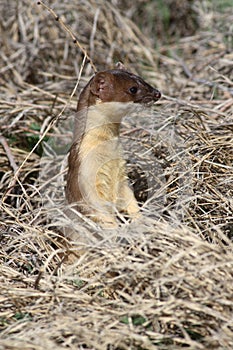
154, 89, 161, 100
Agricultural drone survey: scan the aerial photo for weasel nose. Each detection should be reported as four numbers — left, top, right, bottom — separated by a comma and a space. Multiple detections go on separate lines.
154, 89, 161, 100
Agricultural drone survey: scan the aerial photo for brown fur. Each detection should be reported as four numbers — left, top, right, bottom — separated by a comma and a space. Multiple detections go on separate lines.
66, 64, 161, 227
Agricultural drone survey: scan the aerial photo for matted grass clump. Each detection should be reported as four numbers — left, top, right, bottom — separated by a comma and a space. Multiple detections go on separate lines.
0, 1, 233, 349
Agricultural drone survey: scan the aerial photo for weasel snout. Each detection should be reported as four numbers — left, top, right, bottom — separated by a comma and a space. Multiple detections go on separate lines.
128, 73, 161, 105
153, 89, 161, 101
141, 88, 161, 105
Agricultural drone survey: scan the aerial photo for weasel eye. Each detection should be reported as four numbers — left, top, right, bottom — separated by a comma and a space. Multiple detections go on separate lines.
129, 86, 138, 94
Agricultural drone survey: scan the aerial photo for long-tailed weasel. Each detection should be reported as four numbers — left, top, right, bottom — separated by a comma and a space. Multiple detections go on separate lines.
66, 63, 161, 228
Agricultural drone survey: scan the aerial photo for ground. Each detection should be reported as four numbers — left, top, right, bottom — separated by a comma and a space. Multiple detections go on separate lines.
0, 1, 233, 349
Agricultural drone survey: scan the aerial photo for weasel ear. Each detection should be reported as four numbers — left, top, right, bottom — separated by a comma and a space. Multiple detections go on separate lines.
90, 72, 113, 99
115, 61, 127, 71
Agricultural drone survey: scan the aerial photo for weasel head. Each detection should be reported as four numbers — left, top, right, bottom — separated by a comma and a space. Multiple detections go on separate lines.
77, 64, 161, 111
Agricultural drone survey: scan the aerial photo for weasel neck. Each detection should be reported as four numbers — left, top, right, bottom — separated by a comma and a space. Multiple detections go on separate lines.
85, 122, 121, 142
84, 101, 136, 134
86, 108, 120, 135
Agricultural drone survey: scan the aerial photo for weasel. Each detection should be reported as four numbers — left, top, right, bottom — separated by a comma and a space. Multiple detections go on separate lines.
66, 63, 161, 228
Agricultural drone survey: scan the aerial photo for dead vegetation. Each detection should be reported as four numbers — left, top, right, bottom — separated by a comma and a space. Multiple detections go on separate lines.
0, 0, 233, 349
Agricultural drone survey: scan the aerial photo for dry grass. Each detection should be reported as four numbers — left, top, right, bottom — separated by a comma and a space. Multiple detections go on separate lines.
0, 0, 233, 349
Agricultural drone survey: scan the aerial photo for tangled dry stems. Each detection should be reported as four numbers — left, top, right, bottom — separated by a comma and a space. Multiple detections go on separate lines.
0, 1, 233, 349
